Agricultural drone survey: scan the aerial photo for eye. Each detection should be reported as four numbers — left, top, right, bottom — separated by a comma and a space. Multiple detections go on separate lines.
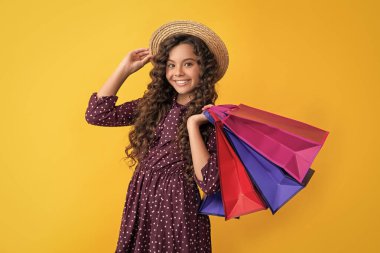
185, 62, 193, 67
167, 63, 174, 68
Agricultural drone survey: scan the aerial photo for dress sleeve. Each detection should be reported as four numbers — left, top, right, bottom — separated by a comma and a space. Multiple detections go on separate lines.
85, 92, 141, 127
193, 127, 220, 195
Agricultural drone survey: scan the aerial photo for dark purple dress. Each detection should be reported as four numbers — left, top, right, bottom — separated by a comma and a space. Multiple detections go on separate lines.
85, 92, 220, 253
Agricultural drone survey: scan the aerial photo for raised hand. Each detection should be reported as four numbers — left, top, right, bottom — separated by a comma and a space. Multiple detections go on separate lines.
119, 48, 152, 76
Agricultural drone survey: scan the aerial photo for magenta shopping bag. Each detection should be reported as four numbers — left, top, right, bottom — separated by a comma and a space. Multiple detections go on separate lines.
208, 105, 329, 183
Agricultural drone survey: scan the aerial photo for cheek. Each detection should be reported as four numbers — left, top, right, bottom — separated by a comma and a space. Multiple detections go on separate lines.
165, 70, 171, 80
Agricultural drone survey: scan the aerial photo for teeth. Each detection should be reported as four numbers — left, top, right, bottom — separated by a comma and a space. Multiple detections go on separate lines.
175, 80, 189, 84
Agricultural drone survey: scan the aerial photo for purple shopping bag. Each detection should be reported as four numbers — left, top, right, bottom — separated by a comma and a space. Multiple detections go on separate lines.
198, 191, 225, 217
198, 191, 240, 219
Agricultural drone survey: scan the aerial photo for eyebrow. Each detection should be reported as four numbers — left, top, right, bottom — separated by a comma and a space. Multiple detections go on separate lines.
167, 58, 197, 63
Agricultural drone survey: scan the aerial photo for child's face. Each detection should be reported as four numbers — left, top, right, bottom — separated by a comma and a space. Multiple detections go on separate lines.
165, 43, 201, 104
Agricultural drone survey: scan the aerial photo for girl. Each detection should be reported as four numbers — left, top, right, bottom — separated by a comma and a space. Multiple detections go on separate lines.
85, 20, 229, 253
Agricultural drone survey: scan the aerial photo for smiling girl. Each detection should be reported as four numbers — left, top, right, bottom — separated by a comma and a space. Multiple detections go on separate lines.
85, 20, 229, 252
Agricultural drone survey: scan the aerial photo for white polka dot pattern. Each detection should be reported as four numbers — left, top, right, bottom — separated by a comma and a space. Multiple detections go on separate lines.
84, 92, 220, 252
193, 129, 220, 195
85, 92, 141, 127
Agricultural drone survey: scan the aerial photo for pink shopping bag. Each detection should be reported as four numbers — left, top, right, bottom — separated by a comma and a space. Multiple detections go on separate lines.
208, 104, 329, 183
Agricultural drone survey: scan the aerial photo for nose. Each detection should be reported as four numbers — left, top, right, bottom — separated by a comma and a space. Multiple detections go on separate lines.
174, 65, 184, 76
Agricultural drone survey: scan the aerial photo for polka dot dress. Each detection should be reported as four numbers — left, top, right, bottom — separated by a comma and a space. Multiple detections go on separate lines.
85, 92, 220, 253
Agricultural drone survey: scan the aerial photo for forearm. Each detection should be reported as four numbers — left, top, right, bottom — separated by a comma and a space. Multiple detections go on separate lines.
187, 120, 210, 182
97, 63, 130, 98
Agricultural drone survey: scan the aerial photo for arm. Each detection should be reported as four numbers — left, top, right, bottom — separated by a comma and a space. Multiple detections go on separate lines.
85, 48, 152, 126
95, 65, 128, 98
96, 48, 152, 97
187, 113, 220, 195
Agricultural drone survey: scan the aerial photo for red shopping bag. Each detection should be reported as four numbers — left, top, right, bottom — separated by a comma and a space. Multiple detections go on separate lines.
212, 111, 267, 220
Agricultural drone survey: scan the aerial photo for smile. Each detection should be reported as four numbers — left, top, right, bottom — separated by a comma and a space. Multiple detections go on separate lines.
175, 80, 190, 85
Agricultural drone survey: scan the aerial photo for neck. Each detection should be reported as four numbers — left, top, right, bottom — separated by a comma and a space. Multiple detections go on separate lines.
176, 94, 193, 105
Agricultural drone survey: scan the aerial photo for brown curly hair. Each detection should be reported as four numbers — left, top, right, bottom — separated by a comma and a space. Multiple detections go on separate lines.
122, 34, 219, 182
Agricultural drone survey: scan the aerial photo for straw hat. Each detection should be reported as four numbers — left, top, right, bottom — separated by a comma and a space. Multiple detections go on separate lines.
149, 20, 229, 83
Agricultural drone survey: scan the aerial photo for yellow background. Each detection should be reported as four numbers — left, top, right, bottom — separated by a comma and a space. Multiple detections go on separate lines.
1, 0, 379, 252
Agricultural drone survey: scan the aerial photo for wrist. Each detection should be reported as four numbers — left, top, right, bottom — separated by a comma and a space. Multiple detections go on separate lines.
187, 116, 201, 129
116, 63, 131, 79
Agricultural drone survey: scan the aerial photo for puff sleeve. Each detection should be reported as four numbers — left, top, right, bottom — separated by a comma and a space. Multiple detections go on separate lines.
193, 127, 220, 195
85, 92, 141, 127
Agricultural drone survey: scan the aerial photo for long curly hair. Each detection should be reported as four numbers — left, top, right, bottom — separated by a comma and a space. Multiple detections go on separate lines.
123, 34, 219, 182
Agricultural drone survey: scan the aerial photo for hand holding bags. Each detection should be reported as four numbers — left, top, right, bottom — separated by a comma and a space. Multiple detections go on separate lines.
199, 104, 329, 219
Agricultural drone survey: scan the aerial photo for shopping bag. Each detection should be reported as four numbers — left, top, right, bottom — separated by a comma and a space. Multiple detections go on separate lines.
198, 104, 328, 219
209, 104, 329, 183
198, 191, 241, 219
203, 110, 314, 214
224, 127, 315, 213
212, 111, 267, 220
198, 191, 225, 217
